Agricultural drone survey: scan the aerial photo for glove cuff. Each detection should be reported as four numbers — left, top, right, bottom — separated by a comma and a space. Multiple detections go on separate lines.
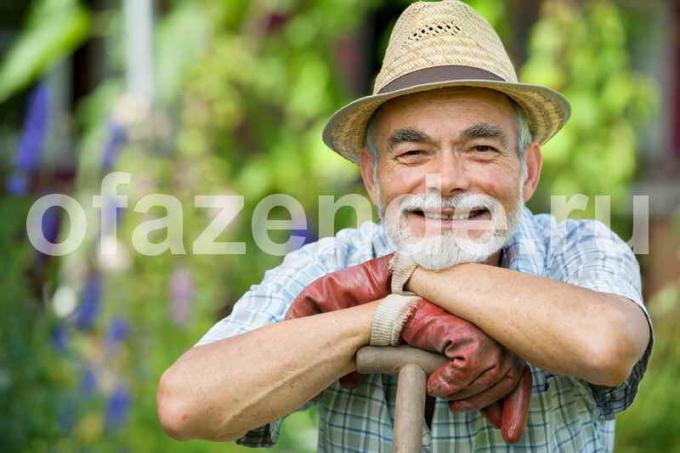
389, 253, 419, 295
370, 294, 420, 346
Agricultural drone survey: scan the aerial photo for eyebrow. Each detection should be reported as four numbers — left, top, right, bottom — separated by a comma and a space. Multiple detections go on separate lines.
387, 128, 432, 152
462, 123, 508, 146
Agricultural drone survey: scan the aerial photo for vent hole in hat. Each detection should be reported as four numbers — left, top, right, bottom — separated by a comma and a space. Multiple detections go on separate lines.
407, 21, 462, 42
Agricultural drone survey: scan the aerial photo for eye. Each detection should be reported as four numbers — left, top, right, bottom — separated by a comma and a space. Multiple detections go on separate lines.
401, 150, 424, 157
394, 149, 428, 165
473, 145, 498, 153
395, 149, 427, 162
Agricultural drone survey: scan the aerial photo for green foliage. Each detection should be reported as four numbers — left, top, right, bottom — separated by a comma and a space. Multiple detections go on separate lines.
522, 0, 656, 230
1, 0, 378, 450
615, 283, 680, 452
0, 0, 663, 451
0, 198, 67, 449
0, 0, 91, 103
155, 3, 211, 104
615, 208, 680, 451
91, 1, 380, 448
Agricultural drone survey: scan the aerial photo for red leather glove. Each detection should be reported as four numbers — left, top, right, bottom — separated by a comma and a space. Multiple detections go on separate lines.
285, 254, 393, 388
400, 299, 531, 443
284, 255, 531, 443
285, 254, 392, 318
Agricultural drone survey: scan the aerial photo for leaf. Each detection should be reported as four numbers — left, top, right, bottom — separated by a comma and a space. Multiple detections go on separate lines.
0, 0, 91, 103
155, 3, 210, 103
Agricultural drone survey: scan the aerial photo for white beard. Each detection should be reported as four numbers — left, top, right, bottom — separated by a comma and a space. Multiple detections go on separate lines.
380, 191, 523, 271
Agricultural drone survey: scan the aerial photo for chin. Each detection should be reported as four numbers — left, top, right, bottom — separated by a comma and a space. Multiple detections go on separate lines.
397, 232, 500, 270
381, 191, 524, 271
387, 215, 522, 271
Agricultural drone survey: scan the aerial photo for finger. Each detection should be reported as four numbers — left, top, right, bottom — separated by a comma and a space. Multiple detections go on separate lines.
447, 374, 517, 413
437, 364, 508, 401
501, 367, 533, 444
426, 361, 485, 398
481, 401, 503, 429
429, 350, 525, 401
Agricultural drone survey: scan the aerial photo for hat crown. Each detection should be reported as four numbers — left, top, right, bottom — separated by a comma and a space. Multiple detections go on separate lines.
374, 0, 518, 95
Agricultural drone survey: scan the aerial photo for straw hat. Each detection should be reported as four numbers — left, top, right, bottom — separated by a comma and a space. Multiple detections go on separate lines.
322, 0, 571, 164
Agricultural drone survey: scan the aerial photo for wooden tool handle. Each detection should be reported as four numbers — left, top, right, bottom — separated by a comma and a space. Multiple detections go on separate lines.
355, 345, 447, 375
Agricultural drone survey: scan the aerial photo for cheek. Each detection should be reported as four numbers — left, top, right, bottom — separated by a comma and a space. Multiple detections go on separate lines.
469, 164, 521, 202
378, 165, 423, 201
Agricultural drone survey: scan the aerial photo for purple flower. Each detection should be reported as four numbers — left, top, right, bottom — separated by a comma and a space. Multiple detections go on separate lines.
6, 174, 28, 195
41, 205, 62, 246
31, 204, 63, 266
298, 224, 316, 246
50, 322, 69, 353
100, 121, 127, 171
73, 272, 102, 330
170, 266, 194, 326
7, 82, 50, 195
16, 82, 50, 171
105, 317, 129, 350
101, 197, 126, 235
105, 384, 130, 431
287, 217, 316, 251
79, 366, 97, 396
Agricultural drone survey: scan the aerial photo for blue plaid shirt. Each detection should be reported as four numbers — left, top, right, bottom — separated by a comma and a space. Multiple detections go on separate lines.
197, 207, 653, 452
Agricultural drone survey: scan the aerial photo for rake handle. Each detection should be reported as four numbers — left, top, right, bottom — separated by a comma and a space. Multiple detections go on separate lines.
356, 346, 447, 452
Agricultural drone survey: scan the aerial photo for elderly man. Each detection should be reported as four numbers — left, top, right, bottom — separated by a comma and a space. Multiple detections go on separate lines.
157, 1, 652, 451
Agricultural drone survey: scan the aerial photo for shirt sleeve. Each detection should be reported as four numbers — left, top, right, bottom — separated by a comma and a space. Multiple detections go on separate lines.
195, 237, 342, 346
548, 219, 654, 420
193, 226, 377, 447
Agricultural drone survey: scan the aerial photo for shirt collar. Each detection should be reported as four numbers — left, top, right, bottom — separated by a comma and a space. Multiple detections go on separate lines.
500, 206, 546, 277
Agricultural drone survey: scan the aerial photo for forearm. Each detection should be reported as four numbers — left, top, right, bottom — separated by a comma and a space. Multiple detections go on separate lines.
408, 264, 649, 386
157, 300, 380, 441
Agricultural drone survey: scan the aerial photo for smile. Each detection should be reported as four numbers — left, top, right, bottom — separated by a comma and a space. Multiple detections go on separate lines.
408, 207, 491, 221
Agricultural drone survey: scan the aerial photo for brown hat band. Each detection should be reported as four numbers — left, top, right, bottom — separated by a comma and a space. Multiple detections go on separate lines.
378, 65, 505, 94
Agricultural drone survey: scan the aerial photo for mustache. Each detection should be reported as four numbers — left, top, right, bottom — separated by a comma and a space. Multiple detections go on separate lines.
396, 192, 501, 214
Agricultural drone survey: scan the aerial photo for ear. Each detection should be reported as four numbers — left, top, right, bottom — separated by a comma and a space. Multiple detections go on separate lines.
522, 142, 542, 202
360, 148, 379, 206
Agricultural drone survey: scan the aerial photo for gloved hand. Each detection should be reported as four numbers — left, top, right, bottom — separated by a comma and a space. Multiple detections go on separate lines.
285, 254, 531, 442
285, 254, 393, 388
476, 369, 532, 443
399, 298, 531, 443
285, 254, 393, 320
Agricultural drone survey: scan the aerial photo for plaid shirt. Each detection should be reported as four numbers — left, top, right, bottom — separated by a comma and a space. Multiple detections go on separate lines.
197, 207, 652, 452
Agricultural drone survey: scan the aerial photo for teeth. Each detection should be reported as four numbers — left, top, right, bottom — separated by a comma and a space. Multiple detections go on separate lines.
423, 212, 448, 220
423, 212, 470, 220
419, 208, 488, 221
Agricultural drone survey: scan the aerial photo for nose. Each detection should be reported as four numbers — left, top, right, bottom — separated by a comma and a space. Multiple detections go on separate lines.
425, 151, 470, 196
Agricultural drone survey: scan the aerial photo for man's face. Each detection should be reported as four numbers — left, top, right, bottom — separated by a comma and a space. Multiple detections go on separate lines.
361, 87, 539, 269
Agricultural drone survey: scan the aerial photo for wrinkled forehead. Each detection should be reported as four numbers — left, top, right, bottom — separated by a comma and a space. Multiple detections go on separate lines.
368, 87, 518, 143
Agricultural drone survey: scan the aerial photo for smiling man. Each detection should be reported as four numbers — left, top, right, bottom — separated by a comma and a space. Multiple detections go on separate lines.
157, 1, 652, 451
370, 88, 528, 270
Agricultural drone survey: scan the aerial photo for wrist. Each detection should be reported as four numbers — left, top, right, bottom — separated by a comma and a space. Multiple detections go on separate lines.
405, 266, 426, 294
346, 300, 383, 346
369, 294, 420, 346
389, 253, 418, 295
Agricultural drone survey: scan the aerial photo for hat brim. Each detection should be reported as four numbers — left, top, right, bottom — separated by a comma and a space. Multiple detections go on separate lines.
322, 79, 571, 164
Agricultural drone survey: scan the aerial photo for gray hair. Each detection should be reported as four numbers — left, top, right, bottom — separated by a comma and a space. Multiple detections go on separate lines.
365, 99, 533, 172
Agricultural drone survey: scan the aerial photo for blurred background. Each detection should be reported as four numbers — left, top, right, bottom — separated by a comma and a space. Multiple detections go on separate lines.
0, 0, 678, 451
